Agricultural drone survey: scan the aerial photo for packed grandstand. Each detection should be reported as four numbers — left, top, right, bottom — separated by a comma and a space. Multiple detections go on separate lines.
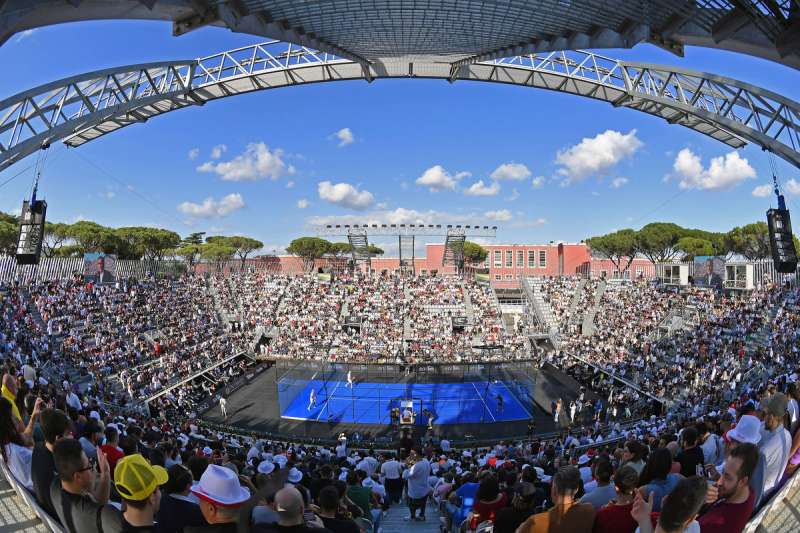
2, 264, 800, 533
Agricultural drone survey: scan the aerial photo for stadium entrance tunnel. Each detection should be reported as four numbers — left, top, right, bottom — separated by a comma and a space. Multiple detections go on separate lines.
1, 40, 799, 174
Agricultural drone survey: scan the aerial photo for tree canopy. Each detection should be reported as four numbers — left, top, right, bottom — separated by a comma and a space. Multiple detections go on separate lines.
586, 229, 637, 273
463, 241, 488, 265
588, 220, 796, 266
286, 237, 332, 271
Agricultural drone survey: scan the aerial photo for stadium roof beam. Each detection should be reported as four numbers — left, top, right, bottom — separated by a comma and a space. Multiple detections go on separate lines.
1, 41, 799, 173
1, 1, 798, 70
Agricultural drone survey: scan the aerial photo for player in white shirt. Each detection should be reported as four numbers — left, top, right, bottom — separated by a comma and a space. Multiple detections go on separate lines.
219, 396, 227, 418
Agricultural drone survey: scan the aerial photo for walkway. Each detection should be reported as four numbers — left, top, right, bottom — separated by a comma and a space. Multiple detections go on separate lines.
0, 473, 46, 533
382, 499, 442, 533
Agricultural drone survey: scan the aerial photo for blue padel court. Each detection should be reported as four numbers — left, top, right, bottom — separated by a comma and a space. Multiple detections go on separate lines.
280, 380, 533, 425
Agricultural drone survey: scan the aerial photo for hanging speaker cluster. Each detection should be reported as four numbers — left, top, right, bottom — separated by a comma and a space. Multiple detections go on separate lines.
16, 199, 47, 265
766, 207, 798, 273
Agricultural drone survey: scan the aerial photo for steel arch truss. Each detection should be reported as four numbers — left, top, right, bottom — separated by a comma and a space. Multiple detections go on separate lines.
1, 40, 799, 173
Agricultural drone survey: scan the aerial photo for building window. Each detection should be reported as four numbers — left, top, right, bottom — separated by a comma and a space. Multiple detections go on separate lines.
506, 250, 513, 267
421, 269, 427, 275
539, 250, 546, 268
485, 255, 490, 268
505, 274, 513, 280
494, 250, 501, 267
528, 250, 535, 268
495, 274, 502, 280
516, 250, 523, 267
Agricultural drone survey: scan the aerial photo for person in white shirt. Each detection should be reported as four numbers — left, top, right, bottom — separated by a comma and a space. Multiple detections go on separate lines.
308, 389, 317, 411
380, 453, 403, 504
758, 393, 792, 500
787, 383, 799, 435
402, 450, 431, 521
219, 396, 227, 418
346, 370, 354, 389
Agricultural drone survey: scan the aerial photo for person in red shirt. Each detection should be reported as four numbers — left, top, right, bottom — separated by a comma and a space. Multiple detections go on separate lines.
98, 426, 125, 476
697, 443, 758, 533
470, 475, 508, 527
593, 465, 639, 533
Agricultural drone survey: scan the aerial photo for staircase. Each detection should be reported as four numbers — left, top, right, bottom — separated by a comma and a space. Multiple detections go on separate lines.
463, 285, 475, 323
382, 499, 442, 533
521, 277, 561, 350
581, 279, 607, 336
568, 279, 587, 325
403, 286, 413, 340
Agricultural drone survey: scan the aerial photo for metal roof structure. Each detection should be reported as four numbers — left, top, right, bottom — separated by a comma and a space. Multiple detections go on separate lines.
1, 40, 798, 173
0, 1, 798, 69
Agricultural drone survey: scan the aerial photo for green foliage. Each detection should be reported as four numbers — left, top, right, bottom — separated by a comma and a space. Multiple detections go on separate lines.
463, 241, 488, 265
328, 242, 353, 256
675, 236, 715, 260
0, 221, 16, 255
725, 222, 771, 260
367, 244, 384, 256
286, 237, 331, 271
586, 229, 637, 273
635, 222, 685, 264
42, 222, 72, 257
0, 211, 18, 225
205, 235, 264, 267
115, 227, 181, 260
200, 243, 236, 271
182, 232, 206, 246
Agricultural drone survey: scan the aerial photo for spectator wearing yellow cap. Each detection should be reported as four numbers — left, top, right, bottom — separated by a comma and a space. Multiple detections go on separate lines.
114, 454, 168, 532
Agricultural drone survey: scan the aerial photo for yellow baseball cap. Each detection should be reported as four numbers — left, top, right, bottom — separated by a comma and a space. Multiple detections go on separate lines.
114, 454, 168, 501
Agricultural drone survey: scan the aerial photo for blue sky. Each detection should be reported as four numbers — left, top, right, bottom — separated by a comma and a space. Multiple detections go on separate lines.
1, 20, 799, 255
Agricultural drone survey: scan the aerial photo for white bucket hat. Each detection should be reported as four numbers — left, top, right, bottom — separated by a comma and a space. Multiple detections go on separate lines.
191, 464, 250, 506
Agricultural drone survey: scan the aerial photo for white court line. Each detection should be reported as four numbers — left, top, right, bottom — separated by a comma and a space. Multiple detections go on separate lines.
472, 382, 496, 422
496, 380, 532, 419
315, 380, 343, 421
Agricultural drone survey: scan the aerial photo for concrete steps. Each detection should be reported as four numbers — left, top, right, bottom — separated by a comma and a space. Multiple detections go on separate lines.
381, 499, 442, 533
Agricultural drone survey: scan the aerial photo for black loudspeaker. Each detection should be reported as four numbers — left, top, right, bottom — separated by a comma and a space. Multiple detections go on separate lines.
16, 199, 47, 265
767, 208, 798, 273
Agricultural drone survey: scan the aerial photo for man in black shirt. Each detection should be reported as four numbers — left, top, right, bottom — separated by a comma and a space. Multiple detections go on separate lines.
676, 426, 706, 477
50, 438, 121, 533
32, 408, 72, 518
316, 486, 359, 533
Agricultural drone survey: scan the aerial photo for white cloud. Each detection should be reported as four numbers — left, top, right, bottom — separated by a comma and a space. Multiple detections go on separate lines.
308, 208, 469, 227
786, 179, 800, 195
297, 199, 309, 209
506, 189, 520, 201
210, 144, 227, 159
484, 209, 513, 222
490, 162, 531, 181
177, 193, 245, 218
464, 180, 500, 196
752, 184, 772, 198
670, 148, 756, 190
286, 180, 296, 189
416, 165, 469, 192
98, 191, 116, 200
531, 176, 545, 189
510, 217, 548, 229
333, 128, 354, 147
610, 177, 629, 189
14, 29, 36, 42
318, 181, 375, 210
188, 148, 200, 160
556, 129, 642, 183
197, 142, 290, 181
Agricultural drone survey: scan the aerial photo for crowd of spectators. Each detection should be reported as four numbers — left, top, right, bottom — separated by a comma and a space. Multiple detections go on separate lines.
2, 269, 800, 533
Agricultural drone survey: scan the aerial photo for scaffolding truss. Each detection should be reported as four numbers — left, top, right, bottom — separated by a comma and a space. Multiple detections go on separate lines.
443, 229, 466, 270
398, 235, 416, 275
346, 228, 372, 268
2, 41, 799, 173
